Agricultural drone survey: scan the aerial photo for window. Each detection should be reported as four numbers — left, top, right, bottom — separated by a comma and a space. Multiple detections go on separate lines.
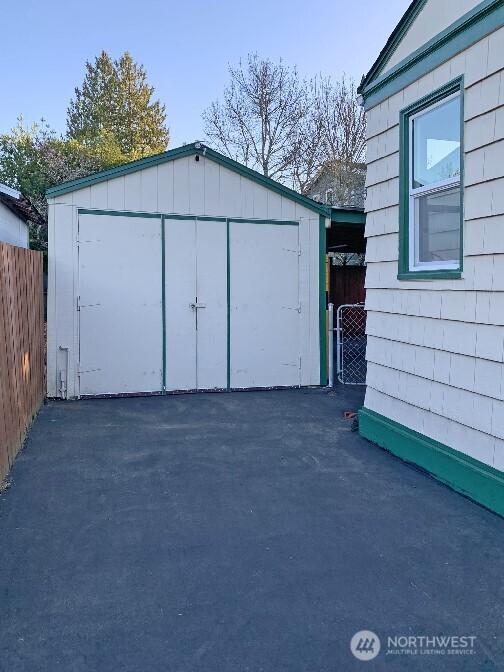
399, 78, 463, 279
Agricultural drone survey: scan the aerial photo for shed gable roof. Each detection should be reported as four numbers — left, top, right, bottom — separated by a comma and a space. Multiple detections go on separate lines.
46, 142, 331, 217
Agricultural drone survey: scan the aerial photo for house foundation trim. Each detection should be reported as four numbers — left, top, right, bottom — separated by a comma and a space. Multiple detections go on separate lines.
359, 408, 504, 518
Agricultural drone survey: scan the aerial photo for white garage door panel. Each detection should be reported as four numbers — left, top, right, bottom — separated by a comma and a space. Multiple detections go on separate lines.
230, 223, 300, 388
164, 219, 197, 390
164, 218, 227, 390
195, 220, 228, 389
78, 214, 163, 395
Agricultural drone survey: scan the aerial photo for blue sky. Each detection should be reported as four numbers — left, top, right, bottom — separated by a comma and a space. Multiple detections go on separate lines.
1, 0, 410, 147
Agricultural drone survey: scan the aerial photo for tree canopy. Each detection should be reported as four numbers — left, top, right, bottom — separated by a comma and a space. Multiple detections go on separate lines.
203, 55, 366, 196
0, 51, 169, 254
67, 51, 169, 161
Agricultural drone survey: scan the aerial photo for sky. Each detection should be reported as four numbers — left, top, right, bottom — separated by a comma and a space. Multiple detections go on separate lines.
1, 0, 410, 148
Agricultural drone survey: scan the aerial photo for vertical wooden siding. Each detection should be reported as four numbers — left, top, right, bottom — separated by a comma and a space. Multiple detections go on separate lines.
329, 266, 366, 309
0, 243, 44, 481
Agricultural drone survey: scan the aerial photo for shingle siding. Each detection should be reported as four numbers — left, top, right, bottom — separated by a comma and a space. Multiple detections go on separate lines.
364, 27, 504, 469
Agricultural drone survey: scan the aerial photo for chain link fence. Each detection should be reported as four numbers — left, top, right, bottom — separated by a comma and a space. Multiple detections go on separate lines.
334, 303, 367, 385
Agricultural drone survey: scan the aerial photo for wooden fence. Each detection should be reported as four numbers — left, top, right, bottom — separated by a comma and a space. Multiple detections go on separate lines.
329, 265, 366, 309
0, 243, 44, 482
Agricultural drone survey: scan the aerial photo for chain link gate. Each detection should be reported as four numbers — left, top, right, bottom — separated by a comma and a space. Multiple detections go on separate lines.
328, 303, 367, 385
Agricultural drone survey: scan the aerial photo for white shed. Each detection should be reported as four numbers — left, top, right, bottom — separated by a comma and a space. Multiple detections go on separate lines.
0, 184, 31, 248
47, 143, 330, 399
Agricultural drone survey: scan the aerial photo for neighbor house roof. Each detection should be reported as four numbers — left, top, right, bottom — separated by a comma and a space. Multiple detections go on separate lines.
305, 160, 366, 210
46, 142, 333, 218
0, 187, 45, 226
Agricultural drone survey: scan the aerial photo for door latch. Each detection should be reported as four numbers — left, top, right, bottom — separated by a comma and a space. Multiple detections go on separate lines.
190, 302, 207, 310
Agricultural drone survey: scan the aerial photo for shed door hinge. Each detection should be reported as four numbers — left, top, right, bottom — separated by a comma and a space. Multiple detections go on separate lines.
77, 295, 81, 311
299, 355, 302, 369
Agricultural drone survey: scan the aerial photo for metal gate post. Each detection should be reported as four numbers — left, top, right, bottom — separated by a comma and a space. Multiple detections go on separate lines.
328, 303, 334, 387
336, 304, 342, 383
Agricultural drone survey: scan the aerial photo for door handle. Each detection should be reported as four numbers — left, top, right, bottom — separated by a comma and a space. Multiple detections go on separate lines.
190, 302, 207, 310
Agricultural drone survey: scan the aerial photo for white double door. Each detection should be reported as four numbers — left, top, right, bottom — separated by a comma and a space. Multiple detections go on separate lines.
78, 213, 301, 396
165, 218, 228, 390
164, 217, 301, 391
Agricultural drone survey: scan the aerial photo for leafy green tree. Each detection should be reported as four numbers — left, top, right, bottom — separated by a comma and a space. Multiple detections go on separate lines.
0, 118, 103, 254
67, 50, 169, 160
0, 118, 100, 215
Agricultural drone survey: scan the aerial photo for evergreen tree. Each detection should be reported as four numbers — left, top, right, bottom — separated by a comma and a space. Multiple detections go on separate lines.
67, 51, 169, 161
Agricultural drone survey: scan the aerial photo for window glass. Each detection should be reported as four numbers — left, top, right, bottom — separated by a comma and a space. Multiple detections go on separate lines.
414, 187, 460, 264
412, 96, 460, 189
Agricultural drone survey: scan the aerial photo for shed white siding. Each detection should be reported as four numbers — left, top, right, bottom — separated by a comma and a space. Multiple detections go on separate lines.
364, 22, 504, 470
0, 202, 29, 248
47, 153, 323, 398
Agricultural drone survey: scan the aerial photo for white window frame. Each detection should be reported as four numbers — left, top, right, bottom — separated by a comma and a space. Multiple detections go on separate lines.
408, 91, 461, 272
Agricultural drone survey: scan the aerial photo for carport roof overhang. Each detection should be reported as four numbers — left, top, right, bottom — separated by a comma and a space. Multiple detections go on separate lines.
46, 142, 332, 218
327, 207, 366, 254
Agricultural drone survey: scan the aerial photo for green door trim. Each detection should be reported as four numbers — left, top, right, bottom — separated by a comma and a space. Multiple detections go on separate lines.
226, 219, 231, 390
319, 215, 327, 385
78, 208, 299, 226
161, 216, 167, 392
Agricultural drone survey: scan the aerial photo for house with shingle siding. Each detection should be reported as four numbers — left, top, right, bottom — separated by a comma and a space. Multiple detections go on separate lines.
357, 0, 504, 516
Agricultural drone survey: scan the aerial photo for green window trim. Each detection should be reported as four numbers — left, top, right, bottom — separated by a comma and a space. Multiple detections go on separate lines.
398, 76, 464, 281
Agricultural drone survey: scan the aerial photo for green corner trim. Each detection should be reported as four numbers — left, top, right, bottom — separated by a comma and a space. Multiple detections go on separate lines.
49, 143, 331, 218
360, 0, 504, 109
398, 77, 464, 281
359, 408, 504, 518
226, 218, 231, 390
319, 215, 327, 385
161, 216, 167, 392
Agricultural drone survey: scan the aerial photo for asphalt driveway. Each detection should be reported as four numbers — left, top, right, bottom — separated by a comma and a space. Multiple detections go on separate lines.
0, 388, 503, 671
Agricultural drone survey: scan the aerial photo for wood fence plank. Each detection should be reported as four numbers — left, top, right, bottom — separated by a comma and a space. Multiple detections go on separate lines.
0, 243, 44, 480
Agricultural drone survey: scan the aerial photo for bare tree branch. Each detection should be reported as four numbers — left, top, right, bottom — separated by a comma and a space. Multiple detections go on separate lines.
202, 56, 366, 197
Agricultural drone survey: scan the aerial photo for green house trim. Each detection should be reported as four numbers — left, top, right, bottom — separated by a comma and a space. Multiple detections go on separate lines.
47, 142, 331, 218
359, 407, 504, 518
359, 0, 428, 91
330, 208, 366, 225
398, 76, 464, 281
359, 0, 504, 109
319, 215, 328, 386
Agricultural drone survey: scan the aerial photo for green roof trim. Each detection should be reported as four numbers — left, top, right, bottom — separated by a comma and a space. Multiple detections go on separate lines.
358, 0, 428, 93
46, 142, 331, 217
330, 208, 366, 225
359, 0, 504, 109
